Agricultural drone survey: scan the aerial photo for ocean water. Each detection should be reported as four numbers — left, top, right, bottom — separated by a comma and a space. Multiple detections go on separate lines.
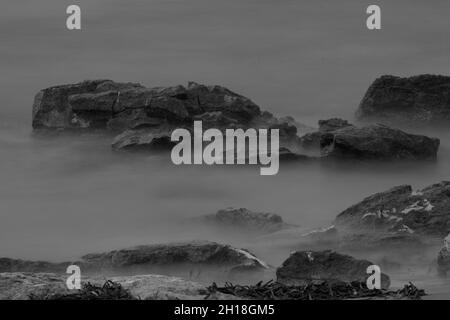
1, 0, 450, 295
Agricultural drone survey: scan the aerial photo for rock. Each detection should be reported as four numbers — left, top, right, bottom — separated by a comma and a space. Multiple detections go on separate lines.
276, 250, 390, 289
32, 80, 261, 131
199, 207, 294, 234
32, 80, 144, 129
321, 124, 439, 160
80, 241, 268, 273
0, 272, 238, 300
0, 241, 269, 282
335, 181, 450, 238
32, 80, 311, 158
300, 118, 439, 160
356, 74, 450, 126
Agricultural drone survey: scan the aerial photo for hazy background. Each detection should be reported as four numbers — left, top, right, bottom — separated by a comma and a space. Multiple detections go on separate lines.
0, 0, 450, 265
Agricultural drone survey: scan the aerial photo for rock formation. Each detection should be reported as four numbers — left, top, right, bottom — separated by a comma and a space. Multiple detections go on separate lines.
0, 241, 269, 283
198, 207, 294, 234
299, 118, 439, 160
32, 80, 304, 155
335, 181, 450, 238
356, 74, 450, 126
276, 250, 390, 289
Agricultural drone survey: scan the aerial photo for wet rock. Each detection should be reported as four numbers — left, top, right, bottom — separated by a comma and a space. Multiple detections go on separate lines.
32, 80, 261, 131
321, 124, 439, 160
0, 241, 268, 282
32, 80, 311, 157
356, 74, 450, 126
276, 250, 390, 289
80, 241, 268, 272
199, 207, 294, 234
32, 80, 144, 129
0, 272, 237, 300
300, 118, 439, 160
335, 181, 450, 238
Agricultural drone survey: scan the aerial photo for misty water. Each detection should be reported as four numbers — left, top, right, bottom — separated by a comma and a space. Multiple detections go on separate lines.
1, 0, 450, 297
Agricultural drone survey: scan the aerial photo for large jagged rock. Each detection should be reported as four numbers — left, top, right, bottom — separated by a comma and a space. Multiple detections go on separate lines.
32, 80, 261, 130
299, 118, 439, 160
356, 75, 450, 126
32, 80, 307, 155
0, 272, 237, 300
198, 207, 294, 234
276, 250, 390, 289
335, 181, 450, 238
0, 241, 268, 282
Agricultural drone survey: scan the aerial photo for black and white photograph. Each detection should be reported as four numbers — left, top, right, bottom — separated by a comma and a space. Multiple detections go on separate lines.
1, 0, 450, 312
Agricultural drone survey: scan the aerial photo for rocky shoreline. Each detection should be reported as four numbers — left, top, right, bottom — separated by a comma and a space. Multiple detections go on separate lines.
2, 74, 449, 299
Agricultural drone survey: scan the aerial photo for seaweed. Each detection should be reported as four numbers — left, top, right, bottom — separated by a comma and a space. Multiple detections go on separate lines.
29, 280, 139, 300
204, 280, 426, 300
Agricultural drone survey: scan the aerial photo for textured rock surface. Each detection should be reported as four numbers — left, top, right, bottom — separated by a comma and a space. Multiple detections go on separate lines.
32, 80, 307, 155
0, 272, 237, 300
300, 118, 439, 160
199, 207, 293, 233
356, 74, 450, 126
335, 181, 450, 238
276, 250, 390, 289
0, 241, 268, 280
321, 124, 439, 160
80, 241, 268, 272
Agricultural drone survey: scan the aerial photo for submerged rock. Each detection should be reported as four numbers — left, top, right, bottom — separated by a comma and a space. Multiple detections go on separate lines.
300, 118, 439, 160
356, 74, 450, 126
199, 207, 294, 234
276, 250, 390, 289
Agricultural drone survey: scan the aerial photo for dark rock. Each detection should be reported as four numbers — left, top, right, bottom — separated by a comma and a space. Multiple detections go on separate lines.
276, 250, 390, 289
335, 181, 450, 238
0, 241, 268, 280
356, 74, 450, 126
32, 80, 312, 158
321, 124, 439, 160
32, 80, 144, 129
200, 207, 293, 234
300, 118, 439, 160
